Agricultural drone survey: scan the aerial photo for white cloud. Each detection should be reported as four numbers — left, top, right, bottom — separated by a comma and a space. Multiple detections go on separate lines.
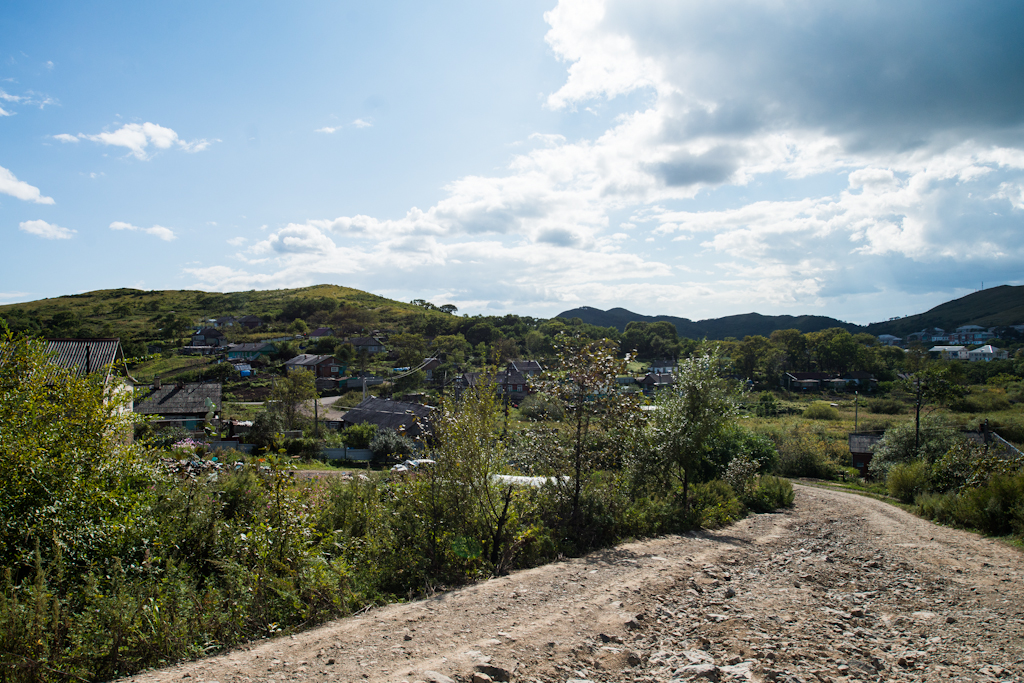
52, 133, 78, 143
19, 219, 74, 240
0, 106, 11, 117
352, 119, 372, 128
226, 236, 247, 246
315, 126, 340, 134
189, 0, 1024, 320
0, 165, 55, 204
74, 122, 216, 160
109, 221, 177, 241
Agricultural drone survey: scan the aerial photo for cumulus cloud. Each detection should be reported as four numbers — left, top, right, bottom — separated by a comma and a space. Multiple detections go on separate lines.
315, 126, 340, 134
68, 123, 216, 160
352, 119, 372, 128
189, 0, 1024, 319
109, 221, 177, 241
0, 165, 55, 204
19, 220, 74, 240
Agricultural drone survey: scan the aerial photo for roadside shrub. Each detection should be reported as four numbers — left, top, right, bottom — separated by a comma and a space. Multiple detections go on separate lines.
931, 440, 984, 493
770, 424, 845, 479
916, 491, 957, 523
868, 416, 962, 479
691, 480, 743, 528
743, 475, 795, 513
887, 460, 931, 503
867, 397, 904, 414
802, 402, 840, 420
704, 424, 779, 481
518, 392, 565, 421
950, 472, 1024, 536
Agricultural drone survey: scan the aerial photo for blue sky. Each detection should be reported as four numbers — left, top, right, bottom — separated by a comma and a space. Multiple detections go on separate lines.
3, 1, 1023, 325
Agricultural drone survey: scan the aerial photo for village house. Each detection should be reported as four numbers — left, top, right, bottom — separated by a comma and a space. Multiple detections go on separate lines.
134, 381, 222, 431
309, 327, 335, 338
225, 342, 277, 361
342, 396, 432, 439
237, 315, 263, 330
638, 372, 675, 393
190, 327, 227, 348
284, 354, 342, 378
967, 345, 1009, 362
929, 345, 968, 361
348, 336, 386, 355
45, 338, 136, 411
647, 359, 678, 374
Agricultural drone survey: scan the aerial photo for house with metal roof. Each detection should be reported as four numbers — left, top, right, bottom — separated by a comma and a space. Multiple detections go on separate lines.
45, 338, 136, 411
135, 382, 222, 429
284, 354, 341, 378
226, 342, 277, 361
342, 396, 432, 439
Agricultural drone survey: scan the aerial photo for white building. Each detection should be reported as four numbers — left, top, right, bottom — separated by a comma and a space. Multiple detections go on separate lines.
967, 345, 1008, 362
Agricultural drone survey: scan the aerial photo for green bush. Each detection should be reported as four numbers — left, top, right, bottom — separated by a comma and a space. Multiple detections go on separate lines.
948, 472, 1024, 536
369, 428, 417, 460
340, 422, 377, 448
802, 402, 840, 420
867, 398, 904, 414
692, 480, 744, 528
949, 389, 1011, 413
754, 391, 779, 417
518, 393, 565, 421
887, 459, 931, 503
769, 424, 846, 479
868, 416, 962, 478
930, 440, 984, 493
743, 475, 795, 513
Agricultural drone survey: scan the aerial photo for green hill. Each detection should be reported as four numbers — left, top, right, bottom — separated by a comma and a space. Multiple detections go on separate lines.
556, 307, 864, 339
864, 285, 1024, 336
559, 286, 1024, 340
0, 284, 448, 354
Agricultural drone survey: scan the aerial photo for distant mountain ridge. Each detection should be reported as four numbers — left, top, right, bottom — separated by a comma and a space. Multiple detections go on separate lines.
558, 285, 1024, 340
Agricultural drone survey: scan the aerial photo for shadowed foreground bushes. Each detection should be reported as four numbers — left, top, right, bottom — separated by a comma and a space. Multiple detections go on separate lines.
0, 332, 794, 682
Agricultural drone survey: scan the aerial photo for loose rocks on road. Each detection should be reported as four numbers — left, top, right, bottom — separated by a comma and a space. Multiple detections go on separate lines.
124, 484, 1023, 683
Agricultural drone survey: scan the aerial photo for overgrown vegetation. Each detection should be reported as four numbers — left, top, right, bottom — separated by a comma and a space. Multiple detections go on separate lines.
0, 331, 796, 683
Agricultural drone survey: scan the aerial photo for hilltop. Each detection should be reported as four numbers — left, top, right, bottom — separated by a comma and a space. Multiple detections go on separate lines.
558, 284, 1024, 340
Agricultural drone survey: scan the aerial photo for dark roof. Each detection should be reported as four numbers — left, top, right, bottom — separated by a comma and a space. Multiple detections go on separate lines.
348, 336, 383, 347
309, 327, 334, 337
135, 383, 222, 416
284, 354, 335, 368
786, 372, 833, 381
46, 338, 125, 378
227, 342, 274, 352
193, 328, 225, 337
509, 360, 543, 374
238, 315, 262, 324
639, 372, 674, 386
343, 397, 432, 436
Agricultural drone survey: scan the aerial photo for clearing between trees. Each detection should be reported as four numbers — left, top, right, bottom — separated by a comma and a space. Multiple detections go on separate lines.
122, 485, 1023, 683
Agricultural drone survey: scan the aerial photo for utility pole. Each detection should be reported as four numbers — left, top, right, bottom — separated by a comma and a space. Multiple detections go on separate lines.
915, 377, 923, 453
854, 390, 859, 432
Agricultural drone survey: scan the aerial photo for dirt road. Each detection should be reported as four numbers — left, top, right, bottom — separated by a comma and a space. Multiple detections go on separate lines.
124, 484, 1023, 683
